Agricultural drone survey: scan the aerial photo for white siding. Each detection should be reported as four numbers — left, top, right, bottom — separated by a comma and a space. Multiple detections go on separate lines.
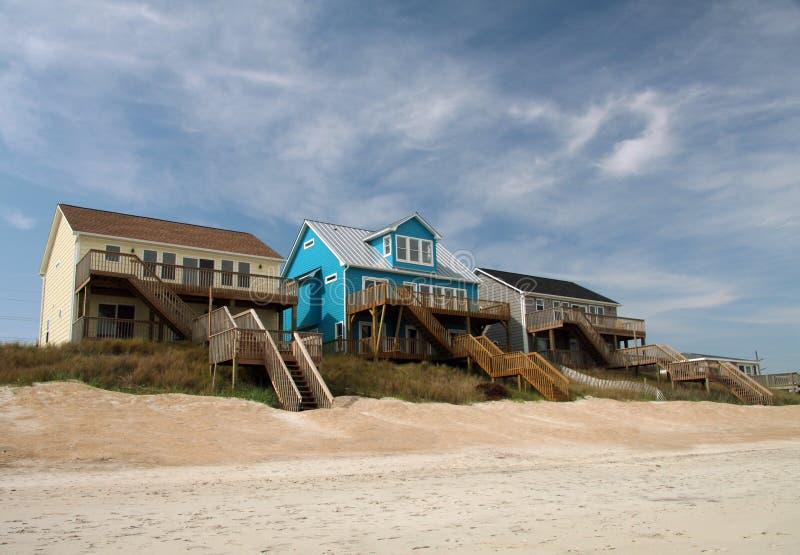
478, 275, 526, 351
40, 215, 77, 345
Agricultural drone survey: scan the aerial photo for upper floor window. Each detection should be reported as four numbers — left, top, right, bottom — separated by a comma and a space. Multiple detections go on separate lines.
105, 245, 120, 262
303, 238, 315, 249
161, 252, 176, 280
536, 298, 544, 311
383, 236, 391, 257
396, 235, 433, 266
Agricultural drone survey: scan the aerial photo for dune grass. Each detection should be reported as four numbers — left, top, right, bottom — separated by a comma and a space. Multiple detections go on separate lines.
1, 341, 795, 407
0, 339, 279, 406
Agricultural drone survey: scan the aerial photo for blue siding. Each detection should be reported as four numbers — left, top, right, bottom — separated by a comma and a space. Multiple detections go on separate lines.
393, 217, 438, 272
283, 217, 479, 343
368, 234, 394, 265
282, 225, 347, 340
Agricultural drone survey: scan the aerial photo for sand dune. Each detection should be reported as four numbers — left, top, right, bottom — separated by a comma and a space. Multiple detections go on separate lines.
1, 382, 798, 553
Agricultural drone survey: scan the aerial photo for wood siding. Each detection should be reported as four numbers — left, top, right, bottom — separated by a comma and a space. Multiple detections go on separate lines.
40, 214, 77, 345
478, 275, 526, 351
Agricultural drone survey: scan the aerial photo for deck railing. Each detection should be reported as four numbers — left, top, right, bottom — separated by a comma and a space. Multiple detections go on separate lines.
72, 317, 177, 342
347, 283, 510, 320
293, 332, 333, 409
526, 308, 645, 336
193, 306, 237, 343
77, 249, 298, 304
76, 250, 197, 338
322, 337, 436, 358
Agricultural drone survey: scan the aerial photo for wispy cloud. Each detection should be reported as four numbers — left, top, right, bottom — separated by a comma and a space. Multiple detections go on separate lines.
4, 209, 35, 230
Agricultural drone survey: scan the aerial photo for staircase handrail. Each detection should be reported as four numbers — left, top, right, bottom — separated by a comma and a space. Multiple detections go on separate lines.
293, 332, 334, 409
715, 361, 773, 404
527, 352, 570, 394
263, 330, 303, 411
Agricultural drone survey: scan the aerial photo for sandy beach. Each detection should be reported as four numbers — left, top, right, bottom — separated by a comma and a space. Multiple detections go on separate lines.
1, 382, 798, 553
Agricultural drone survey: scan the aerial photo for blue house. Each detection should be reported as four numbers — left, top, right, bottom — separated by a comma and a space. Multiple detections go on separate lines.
281, 214, 511, 360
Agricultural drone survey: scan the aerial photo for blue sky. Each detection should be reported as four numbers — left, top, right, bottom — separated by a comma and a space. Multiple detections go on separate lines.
0, 1, 798, 371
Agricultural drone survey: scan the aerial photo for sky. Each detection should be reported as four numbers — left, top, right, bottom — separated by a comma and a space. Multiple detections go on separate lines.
0, 1, 798, 371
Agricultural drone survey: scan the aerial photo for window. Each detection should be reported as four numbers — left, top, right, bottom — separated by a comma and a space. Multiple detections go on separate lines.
335, 322, 344, 339
143, 250, 157, 273
597, 306, 605, 315
221, 260, 234, 287
199, 259, 214, 288
395, 235, 434, 266
303, 238, 315, 249
183, 257, 198, 286
97, 304, 135, 339
325, 273, 338, 284
396, 236, 407, 260
161, 252, 176, 280
238, 262, 251, 288
105, 245, 120, 262
421, 241, 432, 264
536, 298, 544, 311
45, 320, 49, 344
383, 235, 391, 256
363, 277, 388, 290
409, 238, 420, 262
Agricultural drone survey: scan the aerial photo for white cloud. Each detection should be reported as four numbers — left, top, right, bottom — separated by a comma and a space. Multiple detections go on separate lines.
598, 91, 672, 177
4, 209, 35, 230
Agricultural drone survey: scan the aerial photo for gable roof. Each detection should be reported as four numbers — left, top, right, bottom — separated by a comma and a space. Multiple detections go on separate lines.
477, 268, 619, 304
291, 219, 478, 283
362, 213, 442, 241
58, 204, 281, 259
682, 353, 759, 364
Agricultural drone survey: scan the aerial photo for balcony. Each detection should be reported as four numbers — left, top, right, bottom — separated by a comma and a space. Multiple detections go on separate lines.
76, 249, 298, 306
323, 337, 439, 360
526, 308, 645, 338
72, 316, 179, 342
347, 283, 510, 321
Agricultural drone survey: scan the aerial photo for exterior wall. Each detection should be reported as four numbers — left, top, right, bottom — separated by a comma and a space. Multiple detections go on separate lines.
78, 235, 281, 278
391, 218, 438, 273
479, 276, 525, 351
282, 225, 347, 340
523, 294, 617, 316
40, 214, 77, 345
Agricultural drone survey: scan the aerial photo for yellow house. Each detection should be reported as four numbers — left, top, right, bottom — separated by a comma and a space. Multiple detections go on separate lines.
39, 204, 298, 345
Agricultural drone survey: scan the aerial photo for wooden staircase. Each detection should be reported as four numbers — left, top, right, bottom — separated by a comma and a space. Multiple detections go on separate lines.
619, 344, 773, 405
77, 250, 197, 339
283, 354, 318, 410
452, 334, 570, 401
202, 307, 333, 411
404, 302, 454, 355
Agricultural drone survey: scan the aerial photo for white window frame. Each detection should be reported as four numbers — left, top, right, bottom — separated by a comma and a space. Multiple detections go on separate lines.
303, 238, 315, 249
597, 306, 605, 315
383, 235, 391, 257
535, 298, 544, 311
334, 321, 344, 339
325, 273, 338, 284
362, 276, 389, 290
395, 234, 433, 266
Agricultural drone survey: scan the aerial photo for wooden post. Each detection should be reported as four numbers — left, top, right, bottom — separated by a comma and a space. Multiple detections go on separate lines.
212, 363, 217, 390
705, 377, 710, 393
466, 315, 471, 337
207, 286, 213, 343
517, 374, 522, 392
549, 329, 556, 352
291, 306, 297, 332
232, 359, 238, 390
394, 306, 404, 352
505, 321, 511, 349
374, 304, 386, 361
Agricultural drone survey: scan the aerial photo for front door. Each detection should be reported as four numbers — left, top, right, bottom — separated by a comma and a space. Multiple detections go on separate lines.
183, 257, 198, 286
199, 258, 214, 288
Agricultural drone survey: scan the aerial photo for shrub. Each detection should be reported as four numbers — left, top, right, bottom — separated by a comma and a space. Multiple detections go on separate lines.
476, 382, 511, 401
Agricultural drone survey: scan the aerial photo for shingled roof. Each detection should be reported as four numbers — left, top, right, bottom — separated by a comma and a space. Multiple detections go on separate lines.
59, 204, 281, 258
478, 268, 619, 304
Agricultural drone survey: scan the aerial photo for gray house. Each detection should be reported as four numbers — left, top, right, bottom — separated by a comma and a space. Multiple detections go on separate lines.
476, 268, 645, 368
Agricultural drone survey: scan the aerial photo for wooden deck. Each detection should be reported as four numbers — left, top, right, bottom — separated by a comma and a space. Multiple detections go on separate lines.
76, 249, 298, 307
527, 308, 645, 339
347, 283, 510, 323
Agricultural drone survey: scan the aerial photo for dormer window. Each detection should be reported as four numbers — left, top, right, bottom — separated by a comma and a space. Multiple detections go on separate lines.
383, 235, 391, 257
396, 235, 433, 266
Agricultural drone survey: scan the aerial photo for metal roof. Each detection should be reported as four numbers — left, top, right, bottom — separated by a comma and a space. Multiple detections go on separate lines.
306, 219, 479, 283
